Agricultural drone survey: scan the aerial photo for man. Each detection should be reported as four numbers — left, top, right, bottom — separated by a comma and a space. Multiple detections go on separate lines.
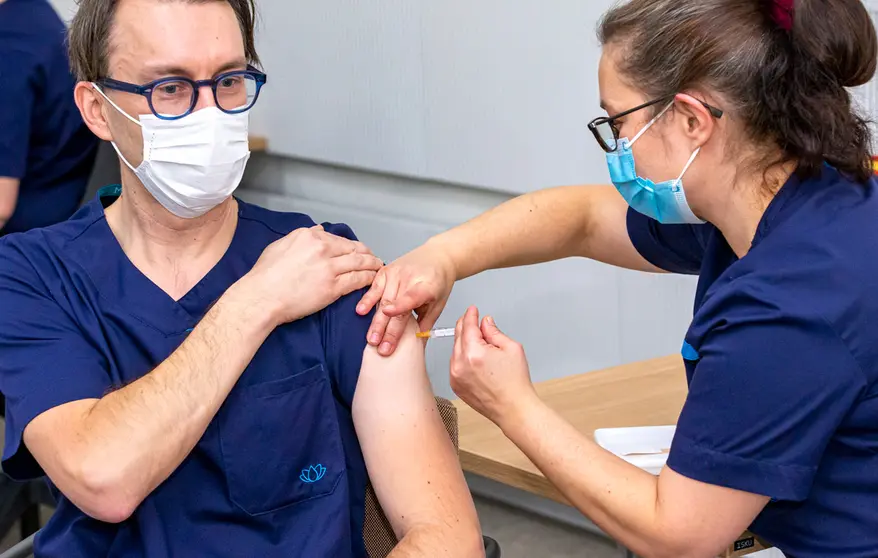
0, 0, 483, 556
0, 0, 99, 234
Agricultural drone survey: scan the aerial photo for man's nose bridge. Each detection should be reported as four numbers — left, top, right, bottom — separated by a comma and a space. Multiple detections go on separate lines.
194, 83, 217, 111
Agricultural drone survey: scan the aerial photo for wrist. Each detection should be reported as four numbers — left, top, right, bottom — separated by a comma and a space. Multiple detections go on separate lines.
221, 278, 282, 333
496, 389, 543, 438
425, 233, 465, 282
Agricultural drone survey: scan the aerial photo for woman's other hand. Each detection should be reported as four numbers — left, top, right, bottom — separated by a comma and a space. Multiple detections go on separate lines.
449, 306, 538, 427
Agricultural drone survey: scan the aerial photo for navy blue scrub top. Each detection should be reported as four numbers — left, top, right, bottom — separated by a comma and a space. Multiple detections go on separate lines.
0, 0, 99, 234
628, 165, 878, 557
0, 188, 373, 558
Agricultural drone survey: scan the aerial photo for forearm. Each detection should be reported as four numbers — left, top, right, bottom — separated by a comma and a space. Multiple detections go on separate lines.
432, 186, 603, 280
499, 396, 677, 557
72, 280, 276, 515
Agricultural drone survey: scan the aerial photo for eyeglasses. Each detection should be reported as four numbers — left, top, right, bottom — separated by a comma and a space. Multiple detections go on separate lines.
96, 65, 268, 120
588, 94, 723, 153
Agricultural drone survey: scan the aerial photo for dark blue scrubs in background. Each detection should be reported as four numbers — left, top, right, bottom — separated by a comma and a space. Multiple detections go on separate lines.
0, 0, 98, 234
628, 165, 878, 558
0, 189, 373, 557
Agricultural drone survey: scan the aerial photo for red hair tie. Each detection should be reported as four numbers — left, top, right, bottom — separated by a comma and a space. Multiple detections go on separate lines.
771, 0, 795, 31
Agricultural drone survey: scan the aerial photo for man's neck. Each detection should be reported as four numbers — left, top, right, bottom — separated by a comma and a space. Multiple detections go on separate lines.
105, 174, 239, 300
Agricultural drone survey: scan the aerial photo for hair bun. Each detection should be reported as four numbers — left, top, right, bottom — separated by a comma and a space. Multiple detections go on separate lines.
792, 0, 877, 88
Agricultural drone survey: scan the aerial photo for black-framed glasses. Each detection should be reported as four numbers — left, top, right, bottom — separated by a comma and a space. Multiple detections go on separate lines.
588, 94, 723, 153
96, 65, 268, 120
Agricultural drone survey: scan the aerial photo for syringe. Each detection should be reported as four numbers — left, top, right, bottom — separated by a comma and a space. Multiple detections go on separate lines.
415, 327, 456, 340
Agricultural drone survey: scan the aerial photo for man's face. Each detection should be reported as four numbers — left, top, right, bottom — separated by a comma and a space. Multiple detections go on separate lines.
102, 0, 247, 168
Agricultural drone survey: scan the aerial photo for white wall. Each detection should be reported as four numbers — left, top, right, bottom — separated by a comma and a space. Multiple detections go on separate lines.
48, 0, 76, 21
252, 0, 612, 194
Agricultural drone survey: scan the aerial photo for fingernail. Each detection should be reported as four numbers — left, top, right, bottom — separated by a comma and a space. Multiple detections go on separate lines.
379, 342, 392, 354
369, 332, 380, 345
486, 316, 495, 325
357, 304, 365, 314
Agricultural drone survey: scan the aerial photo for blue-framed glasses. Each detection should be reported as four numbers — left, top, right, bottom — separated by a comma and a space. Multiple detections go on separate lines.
96, 65, 267, 120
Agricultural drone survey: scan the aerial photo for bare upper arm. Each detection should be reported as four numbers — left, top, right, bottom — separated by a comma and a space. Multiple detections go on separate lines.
656, 467, 769, 557
578, 185, 664, 273
0, 177, 20, 227
352, 317, 481, 544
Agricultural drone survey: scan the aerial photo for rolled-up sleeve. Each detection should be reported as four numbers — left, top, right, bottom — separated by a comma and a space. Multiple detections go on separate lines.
319, 223, 374, 408
668, 313, 866, 501
626, 207, 711, 275
0, 241, 110, 480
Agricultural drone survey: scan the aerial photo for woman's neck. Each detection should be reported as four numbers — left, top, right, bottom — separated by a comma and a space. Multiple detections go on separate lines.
700, 160, 795, 259
104, 173, 239, 300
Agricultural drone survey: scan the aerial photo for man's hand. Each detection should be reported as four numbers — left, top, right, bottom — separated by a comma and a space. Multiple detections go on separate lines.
245, 225, 384, 326
357, 240, 457, 356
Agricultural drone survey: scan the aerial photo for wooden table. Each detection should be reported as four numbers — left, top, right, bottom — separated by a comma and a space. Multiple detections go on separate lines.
248, 135, 268, 152
454, 355, 687, 504
454, 355, 771, 557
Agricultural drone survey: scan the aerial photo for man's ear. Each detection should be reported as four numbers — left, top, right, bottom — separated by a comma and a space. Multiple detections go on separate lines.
673, 93, 716, 149
74, 82, 114, 142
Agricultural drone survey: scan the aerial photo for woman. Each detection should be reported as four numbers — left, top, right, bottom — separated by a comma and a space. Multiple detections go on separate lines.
357, 0, 878, 556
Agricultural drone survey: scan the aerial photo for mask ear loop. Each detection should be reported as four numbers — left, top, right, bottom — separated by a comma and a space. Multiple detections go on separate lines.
629, 101, 675, 147
91, 83, 142, 173
677, 147, 701, 183
92, 84, 142, 127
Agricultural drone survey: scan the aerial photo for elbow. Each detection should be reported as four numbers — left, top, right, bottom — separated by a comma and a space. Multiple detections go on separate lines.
464, 532, 486, 558
447, 522, 485, 558
67, 459, 140, 523
400, 522, 485, 558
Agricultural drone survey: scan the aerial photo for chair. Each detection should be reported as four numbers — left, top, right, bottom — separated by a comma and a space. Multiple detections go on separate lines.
0, 397, 500, 558
0, 465, 52, 546
363, 397, 500, 558
0, 534, 33, 558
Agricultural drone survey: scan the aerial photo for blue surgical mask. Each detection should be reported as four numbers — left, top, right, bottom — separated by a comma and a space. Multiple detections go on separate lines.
605, 103, 704, 224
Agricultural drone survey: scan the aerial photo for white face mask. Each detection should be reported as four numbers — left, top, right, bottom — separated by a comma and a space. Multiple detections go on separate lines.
93, 84, 251, 219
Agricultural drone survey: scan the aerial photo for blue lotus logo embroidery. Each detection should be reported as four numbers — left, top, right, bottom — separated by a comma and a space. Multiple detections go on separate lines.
300, 464, 327, 484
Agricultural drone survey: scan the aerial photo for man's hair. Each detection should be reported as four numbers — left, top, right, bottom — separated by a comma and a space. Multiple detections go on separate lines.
68, 0, 260, 82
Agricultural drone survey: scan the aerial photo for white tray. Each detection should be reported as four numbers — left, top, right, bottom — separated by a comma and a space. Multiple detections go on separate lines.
594, 425, 676, 476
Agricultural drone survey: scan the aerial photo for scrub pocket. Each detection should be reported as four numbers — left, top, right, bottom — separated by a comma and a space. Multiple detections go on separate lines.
219, 364, 344, 516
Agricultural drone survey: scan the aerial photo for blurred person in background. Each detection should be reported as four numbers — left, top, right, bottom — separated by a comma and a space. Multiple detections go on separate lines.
0, 0, 99, 236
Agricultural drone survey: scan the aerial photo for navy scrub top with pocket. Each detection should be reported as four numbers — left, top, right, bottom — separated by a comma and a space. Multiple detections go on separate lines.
0, 187, 373, 558
628, 165, 878, 557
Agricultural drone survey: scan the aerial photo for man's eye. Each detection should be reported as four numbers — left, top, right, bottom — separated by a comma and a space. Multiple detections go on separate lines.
159, 85, 178, 95
220, 77, 241, 88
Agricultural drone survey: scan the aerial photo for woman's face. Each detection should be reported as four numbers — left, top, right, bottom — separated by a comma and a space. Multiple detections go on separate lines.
597, 47, 707, 195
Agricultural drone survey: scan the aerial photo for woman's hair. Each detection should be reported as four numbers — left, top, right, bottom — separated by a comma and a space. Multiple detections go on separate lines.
598, 0, 878, 183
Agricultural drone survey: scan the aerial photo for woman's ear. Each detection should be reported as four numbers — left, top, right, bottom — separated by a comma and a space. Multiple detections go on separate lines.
74, 82, 114, 142
673, 93, 715, 148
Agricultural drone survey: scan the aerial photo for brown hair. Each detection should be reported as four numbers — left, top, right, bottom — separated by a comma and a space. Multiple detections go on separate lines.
599, 0, 878, 183
68, 0, 260, 82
